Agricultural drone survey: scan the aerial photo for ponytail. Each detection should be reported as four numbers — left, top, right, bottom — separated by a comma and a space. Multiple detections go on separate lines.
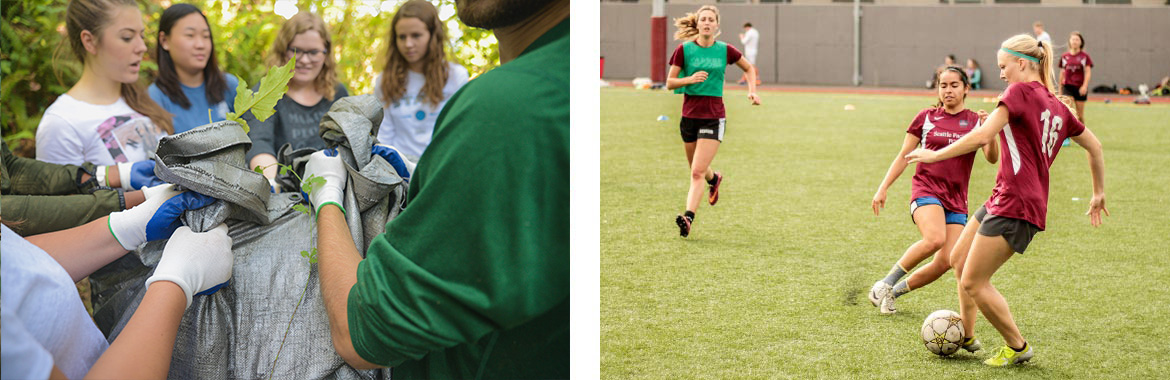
122, 82, 174, 134
673, 5, 720, 41
1000, 34, 1077, 120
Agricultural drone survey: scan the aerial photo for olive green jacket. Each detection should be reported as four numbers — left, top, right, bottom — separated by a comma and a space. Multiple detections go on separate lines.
1, 141, 124, 236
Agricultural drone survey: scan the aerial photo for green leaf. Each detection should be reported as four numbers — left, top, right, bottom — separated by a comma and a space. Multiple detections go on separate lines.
279, 165, 290, 176
226, 77, 252, 132
232, 57, 294, 126
300, 250, 309, 258
254, 165, 264, 173
291, 203, 310, 215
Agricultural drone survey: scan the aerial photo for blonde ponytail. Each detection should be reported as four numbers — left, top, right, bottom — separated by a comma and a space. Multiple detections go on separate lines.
674, 5, 719, 41
1000, 34, 1078, 120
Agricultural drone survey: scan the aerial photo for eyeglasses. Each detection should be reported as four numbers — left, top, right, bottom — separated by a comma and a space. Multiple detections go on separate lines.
286, 46, 328, 61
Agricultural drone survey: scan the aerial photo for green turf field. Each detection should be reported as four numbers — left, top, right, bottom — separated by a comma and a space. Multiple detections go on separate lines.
600, 86, 1170, 379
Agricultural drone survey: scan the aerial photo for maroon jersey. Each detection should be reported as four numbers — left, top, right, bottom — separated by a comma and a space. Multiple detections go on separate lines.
1060, 51, 1093, 87
668, 43, 743, 119
985, 82, 1085, 230
907, 108, 982, 214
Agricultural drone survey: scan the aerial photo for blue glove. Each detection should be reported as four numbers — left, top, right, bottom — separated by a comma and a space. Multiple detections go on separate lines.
145, 191, 218, 242
371, 144, 414, 180
108, 184, 217, 250
113, 160, 165, 190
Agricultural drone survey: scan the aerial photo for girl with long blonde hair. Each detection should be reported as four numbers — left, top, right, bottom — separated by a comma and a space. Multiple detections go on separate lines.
906, 34, 1107, 367
667, 5, 760, 238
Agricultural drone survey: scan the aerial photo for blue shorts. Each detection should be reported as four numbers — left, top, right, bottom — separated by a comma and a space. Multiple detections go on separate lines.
910, 196, 968, 225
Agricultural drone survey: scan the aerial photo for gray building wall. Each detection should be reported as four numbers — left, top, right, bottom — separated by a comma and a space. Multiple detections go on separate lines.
600, 4, 1170, 90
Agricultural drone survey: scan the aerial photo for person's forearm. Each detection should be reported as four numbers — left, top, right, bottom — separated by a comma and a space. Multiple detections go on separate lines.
878, 157, 908, 193
747, 65, 757, 94
26, 216, 129, 282
666, 77, 692, 90
317, 204, 380, 369
1083, 139, 1105, 195
85, 281, 186, 379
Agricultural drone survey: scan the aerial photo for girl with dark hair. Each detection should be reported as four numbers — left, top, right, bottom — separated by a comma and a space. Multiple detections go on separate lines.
148, 3, 238, 133
35, 0, 173, 190
1060, 31, 1093, 123
375, 0, 469, 160
869, 67, 997, 322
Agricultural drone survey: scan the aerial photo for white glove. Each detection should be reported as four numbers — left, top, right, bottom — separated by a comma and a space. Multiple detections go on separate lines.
107, 184, 181, 250
303, 149, 347, 215
145, 224, 233, 309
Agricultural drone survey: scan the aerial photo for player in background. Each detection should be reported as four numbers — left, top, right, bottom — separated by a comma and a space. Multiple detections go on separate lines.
1059, 31, 1092, 124
906, 34, 1108, 367
870, 67, 997, 323
666, 5, 760, 238
737, 22, 759, 85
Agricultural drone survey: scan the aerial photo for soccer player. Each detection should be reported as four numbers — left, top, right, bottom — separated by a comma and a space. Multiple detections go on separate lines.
667, 5, 760, 238
869, 67, 997, 318
1059, 31, 1093, 124
906, 34, 1108, 367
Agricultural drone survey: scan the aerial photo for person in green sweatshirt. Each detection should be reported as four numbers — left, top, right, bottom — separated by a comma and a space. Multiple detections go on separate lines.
302, 0, 569, 378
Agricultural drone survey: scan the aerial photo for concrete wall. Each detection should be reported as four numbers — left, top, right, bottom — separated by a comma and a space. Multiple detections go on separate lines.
600, 4, 1170, 90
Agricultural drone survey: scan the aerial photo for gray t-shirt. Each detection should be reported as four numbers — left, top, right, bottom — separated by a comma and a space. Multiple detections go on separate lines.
245, 83, 349, 161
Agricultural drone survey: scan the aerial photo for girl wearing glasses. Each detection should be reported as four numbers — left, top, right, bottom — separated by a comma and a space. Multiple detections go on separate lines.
374, 0, 468, 161
148, 3, 238, 133
246, 12, 348, 185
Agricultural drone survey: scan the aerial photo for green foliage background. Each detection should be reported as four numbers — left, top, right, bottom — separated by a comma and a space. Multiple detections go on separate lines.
1, 0, 498, 152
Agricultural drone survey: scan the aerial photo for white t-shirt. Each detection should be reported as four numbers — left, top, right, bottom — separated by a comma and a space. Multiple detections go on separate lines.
740, 27, 760, 59
35, 94, 168, 166
1, 225, 109, 380
1036, 31, 1051, 45
373, 62, 469, 159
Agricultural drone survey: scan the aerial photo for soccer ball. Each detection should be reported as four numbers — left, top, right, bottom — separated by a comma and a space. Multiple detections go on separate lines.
921, 309, 964, 356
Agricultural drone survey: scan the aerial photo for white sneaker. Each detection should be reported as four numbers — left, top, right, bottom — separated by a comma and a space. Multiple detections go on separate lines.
879, 289, 897, 314
868, 281, 891, 308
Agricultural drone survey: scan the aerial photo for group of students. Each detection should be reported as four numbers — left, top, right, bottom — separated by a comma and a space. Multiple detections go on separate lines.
34, 0, 467, 188
665, 4, 1108, 368
3, 0, 569, 378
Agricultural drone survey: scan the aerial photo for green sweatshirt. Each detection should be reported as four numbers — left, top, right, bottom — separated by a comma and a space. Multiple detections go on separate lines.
1, 141, 123, 236
346, 19, 570, 379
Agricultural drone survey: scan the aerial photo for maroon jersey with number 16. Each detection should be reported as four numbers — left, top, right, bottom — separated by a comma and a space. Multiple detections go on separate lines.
985, 82, 1085, 230
906, 108, 982, 214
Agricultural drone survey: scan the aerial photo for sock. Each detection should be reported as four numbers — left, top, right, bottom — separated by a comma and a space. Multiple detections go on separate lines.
892, 280, 912, 298
1012, 341, 1028, 352
706, 173, 719, 186
684, 210, 695, 221
882, 264, 908, 286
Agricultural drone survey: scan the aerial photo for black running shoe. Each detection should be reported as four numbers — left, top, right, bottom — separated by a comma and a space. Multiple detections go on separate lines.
675, 214, 692, 237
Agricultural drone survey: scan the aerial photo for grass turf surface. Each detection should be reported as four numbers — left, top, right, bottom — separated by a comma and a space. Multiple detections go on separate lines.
600, 87, 1170, 379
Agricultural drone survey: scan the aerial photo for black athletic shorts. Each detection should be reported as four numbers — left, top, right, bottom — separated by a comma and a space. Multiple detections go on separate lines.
973, 206, 1042, 254
679, 117, 725, 143
1063, 84, 1088, 102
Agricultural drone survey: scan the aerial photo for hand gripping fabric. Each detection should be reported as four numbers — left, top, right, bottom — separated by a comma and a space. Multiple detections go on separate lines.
303, 149, 348, 215
371, 144, 415, 180
88, 97, 406, 379
107, 184, 215, 250
145, 224, 233, 308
